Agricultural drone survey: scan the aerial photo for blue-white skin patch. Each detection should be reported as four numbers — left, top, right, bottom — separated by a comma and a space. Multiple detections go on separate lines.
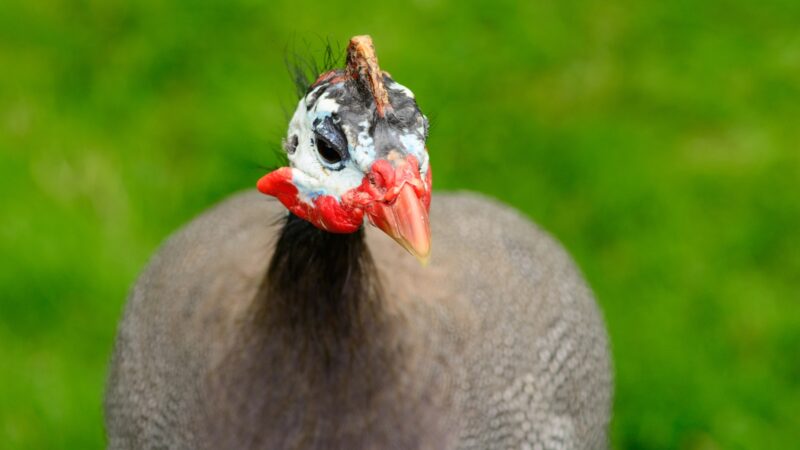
284, 74, 429, 208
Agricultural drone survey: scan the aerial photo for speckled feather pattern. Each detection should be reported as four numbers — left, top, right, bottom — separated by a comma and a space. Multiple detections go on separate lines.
104, 191, 612, 449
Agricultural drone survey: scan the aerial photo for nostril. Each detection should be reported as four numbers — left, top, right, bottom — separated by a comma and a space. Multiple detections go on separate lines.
367, 173, 382, 192
369, 159, 395, 189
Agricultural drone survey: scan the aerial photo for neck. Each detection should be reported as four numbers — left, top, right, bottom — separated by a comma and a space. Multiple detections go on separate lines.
203, 215, 408, 446
257, 214, 384, 361
207, 211, 459, 449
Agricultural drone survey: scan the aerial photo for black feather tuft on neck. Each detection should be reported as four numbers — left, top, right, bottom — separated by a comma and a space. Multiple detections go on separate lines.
257, 213, 382, 360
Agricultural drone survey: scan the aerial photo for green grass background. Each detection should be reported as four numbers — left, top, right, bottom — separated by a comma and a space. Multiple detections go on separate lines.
1, 0, 799, 448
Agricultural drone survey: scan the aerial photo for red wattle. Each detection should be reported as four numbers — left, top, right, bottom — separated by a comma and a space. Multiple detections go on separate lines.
256, 154, 432, 234
257, 168, 365, 233
257, 168, 297, 208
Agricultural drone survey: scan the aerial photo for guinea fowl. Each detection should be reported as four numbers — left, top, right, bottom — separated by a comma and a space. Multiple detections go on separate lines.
105, 35, 612, 449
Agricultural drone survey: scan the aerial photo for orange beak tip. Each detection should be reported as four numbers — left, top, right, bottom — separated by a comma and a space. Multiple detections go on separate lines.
395, 233, 430, 266
417, 252, 431, 267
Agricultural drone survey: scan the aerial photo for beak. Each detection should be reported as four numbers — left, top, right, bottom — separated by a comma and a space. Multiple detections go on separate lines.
367, 182, 431, 265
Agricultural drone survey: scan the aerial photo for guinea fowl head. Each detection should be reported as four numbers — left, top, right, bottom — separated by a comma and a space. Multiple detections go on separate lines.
258, 35, 432, 263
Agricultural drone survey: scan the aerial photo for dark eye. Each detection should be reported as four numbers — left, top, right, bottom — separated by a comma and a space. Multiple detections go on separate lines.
312, 116, 348, 167
315, 136, 343, 164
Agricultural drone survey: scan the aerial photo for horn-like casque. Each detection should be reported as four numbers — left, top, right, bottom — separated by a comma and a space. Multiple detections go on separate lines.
346, 35, 391, 118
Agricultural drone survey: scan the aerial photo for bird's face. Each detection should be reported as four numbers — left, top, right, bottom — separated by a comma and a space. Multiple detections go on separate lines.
258, 36, 432, 262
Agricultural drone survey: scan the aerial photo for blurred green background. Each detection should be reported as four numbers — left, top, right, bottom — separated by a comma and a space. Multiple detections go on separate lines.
1, 0, 799, 448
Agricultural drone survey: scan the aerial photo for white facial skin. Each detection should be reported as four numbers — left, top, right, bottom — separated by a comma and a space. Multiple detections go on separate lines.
284, 80, 429, 207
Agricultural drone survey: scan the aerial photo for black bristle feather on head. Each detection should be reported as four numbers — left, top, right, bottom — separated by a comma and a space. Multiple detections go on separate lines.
284, 37, 344, 99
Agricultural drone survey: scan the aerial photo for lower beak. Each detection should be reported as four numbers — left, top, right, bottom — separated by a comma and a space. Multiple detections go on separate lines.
367, 183, 431, 265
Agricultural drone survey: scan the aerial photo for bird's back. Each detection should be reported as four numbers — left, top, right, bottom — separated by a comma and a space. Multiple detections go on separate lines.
105, 190, 612, 449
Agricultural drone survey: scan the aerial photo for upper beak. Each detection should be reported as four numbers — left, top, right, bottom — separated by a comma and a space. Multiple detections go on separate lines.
364, 156, 431, 265
367, 183, 431, 265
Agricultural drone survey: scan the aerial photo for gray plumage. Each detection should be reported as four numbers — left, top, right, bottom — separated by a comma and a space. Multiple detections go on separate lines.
105, 190, 613, 449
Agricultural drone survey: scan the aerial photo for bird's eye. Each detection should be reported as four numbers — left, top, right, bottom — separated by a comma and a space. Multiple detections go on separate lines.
312, 116, 348, 168
315, 136, 343, 165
